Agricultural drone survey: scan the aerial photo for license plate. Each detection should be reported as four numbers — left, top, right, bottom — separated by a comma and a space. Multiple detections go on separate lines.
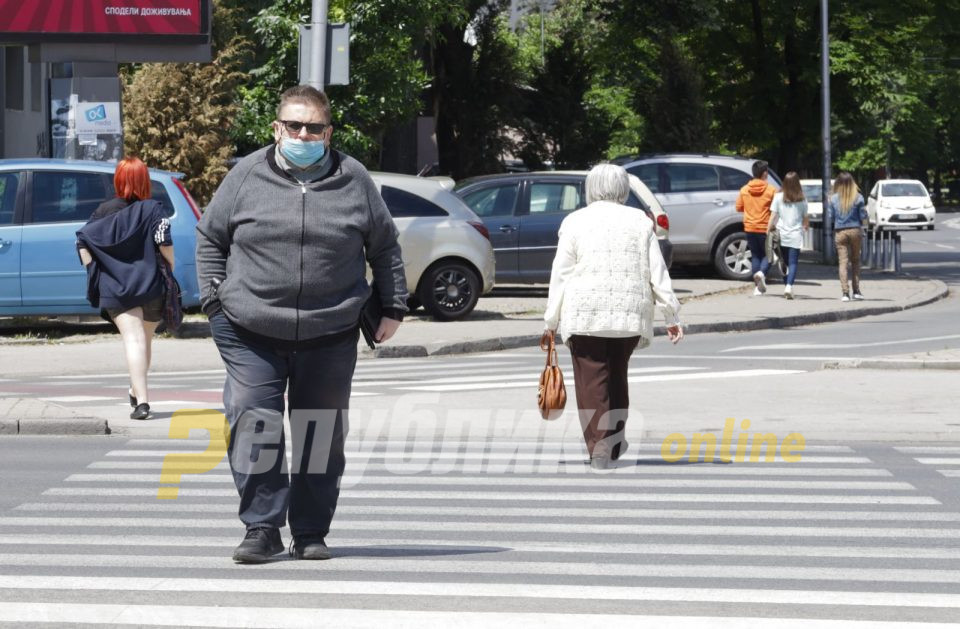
892, 214, 921, 221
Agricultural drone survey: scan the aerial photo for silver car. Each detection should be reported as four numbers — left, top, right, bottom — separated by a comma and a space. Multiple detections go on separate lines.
615, 154, 782, 280
370, 172, 495, 321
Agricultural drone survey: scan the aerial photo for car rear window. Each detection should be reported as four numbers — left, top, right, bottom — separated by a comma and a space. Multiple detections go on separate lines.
882, 183, 927, 197
381, 185, 449, 217
624, 191, 655, 222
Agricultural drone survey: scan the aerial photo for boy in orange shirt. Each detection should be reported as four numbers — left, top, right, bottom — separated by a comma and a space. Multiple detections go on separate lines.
736, 160, 777, 295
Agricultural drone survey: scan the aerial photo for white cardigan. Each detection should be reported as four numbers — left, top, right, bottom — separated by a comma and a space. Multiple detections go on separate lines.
543, 200, 680, 347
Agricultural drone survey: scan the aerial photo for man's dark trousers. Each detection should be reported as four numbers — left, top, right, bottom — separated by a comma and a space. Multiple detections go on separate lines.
209, 312, 357, 537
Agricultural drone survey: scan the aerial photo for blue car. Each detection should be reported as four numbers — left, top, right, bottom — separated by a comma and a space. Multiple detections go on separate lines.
0, 159, 201, 316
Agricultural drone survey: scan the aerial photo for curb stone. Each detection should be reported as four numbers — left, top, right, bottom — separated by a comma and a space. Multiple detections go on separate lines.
360, 280, 950, 358
0, 418, 110, 435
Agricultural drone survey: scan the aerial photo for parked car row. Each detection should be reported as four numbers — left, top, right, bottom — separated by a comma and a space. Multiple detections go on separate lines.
1, 156, 936, 325
0, 160, 495, 322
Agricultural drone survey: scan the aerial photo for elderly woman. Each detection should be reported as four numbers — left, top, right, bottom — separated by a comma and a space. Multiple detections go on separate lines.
544, 164, 683, 469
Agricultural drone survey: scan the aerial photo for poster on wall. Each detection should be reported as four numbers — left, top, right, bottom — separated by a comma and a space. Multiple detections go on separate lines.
50, 82, 124, 162
0, 0, 206, 39
75, 102, 122, 136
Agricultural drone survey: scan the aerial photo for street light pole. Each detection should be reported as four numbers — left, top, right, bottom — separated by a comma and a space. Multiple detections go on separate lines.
307, 0, 328, 90
820, 0, 832, 262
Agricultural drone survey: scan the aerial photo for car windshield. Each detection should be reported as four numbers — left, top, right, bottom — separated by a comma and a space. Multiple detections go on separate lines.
882, 183, 927, 197
802, 184, 824, 200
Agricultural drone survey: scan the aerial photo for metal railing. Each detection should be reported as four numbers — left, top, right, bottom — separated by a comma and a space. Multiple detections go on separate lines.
861, 227, 902, 273
804, 220, 902, 274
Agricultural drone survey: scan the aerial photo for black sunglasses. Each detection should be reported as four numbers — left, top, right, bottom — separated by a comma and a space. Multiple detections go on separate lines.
279, 120, 329, 135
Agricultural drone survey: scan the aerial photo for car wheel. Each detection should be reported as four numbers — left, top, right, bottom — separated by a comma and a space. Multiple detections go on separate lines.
713, 232, 753, 281
926, 225, 935, 231
418, 261, 481, 321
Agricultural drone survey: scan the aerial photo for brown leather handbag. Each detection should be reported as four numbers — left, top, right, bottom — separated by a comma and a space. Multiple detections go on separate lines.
538, 330, 567, 420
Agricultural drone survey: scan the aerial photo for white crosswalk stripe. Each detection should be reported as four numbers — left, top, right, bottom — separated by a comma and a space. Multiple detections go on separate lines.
0, 438, 958, 626
20, 353, 813, 410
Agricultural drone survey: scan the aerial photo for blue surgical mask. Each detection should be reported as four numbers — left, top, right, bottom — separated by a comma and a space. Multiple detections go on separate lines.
280, 138, 326, 168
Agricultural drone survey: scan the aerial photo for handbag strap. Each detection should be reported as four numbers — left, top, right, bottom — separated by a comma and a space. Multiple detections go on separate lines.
541, 331, 559, 368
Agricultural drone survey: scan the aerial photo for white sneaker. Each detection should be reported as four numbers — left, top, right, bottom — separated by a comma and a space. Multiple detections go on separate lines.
753, 287, 763, 296
852, 292, 864, 300
753, 271, 767, 294
784, 285, 793, 299
841, 294, 850, 302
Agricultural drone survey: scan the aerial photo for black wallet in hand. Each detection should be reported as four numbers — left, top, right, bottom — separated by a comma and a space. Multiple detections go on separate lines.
359, 283, 381, 350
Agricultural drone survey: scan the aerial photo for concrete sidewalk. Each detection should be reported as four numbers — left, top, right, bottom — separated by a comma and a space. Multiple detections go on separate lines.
0, 261, 952, 434
375, 263, 949, 357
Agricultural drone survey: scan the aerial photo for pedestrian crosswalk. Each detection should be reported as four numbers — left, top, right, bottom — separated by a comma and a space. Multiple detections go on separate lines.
1, 437, 959, 626
8, 351, 808, 413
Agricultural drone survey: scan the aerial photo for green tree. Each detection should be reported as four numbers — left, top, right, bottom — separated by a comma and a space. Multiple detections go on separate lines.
427, 1, 525, 177
512, 0, 640, 168
122, 5, 247, 205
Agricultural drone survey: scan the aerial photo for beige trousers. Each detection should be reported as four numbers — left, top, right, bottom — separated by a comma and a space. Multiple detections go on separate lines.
835, 227, 862, 295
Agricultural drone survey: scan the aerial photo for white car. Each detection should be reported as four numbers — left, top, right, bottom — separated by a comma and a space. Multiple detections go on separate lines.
866, 179, 936, 230
800, 179, 833, 222
370, 172, 496, 320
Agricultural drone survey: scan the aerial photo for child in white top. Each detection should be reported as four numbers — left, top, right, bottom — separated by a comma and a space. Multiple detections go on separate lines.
768, 172, 809, 298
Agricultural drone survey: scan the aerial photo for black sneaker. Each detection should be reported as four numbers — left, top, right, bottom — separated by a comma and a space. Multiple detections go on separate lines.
290, 534, 331, 560
130, 403, 150, 420
233, 527, 283, 563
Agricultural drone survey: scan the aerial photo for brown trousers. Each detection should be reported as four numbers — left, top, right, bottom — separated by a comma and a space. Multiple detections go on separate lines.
835, 227, 862, 295
567, 334, 641, 460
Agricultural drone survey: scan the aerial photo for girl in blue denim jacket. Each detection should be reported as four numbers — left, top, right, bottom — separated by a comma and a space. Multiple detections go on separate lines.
826, 172, 868, 301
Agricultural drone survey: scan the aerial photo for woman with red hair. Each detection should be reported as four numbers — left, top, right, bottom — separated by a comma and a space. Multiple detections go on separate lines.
76, 158, 175, 420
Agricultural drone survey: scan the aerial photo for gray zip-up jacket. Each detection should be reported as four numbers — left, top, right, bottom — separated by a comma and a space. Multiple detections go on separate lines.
196, 145, 407, 342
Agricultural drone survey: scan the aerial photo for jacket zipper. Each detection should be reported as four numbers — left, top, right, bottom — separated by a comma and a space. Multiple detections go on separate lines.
295, 182, 307, 342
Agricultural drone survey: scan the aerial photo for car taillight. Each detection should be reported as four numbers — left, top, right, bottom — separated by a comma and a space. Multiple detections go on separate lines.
656, 214, 669, 231
468, 221, 491, 241
173, 177, 202, 221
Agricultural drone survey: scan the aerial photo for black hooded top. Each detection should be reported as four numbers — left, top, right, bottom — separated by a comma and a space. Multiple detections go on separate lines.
76, 198, 172, 310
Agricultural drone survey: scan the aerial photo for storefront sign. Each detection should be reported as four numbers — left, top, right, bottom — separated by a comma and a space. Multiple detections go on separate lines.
0, 0, 203, 36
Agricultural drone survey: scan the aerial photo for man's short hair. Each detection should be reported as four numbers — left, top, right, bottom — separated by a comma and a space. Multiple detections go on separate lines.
277, 85, 331, 123
752, 160, 769, 179
585, 163, 630, 205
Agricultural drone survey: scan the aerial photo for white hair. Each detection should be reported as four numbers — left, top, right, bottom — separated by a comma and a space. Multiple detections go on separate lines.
585, 164, 630, 205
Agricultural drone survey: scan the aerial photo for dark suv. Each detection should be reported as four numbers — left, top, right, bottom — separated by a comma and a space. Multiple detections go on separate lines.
613, 154, 781, 280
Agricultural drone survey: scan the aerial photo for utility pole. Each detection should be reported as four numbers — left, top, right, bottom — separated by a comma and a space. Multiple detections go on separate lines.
820, 0, 833, 262
307, 0, 328, 90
